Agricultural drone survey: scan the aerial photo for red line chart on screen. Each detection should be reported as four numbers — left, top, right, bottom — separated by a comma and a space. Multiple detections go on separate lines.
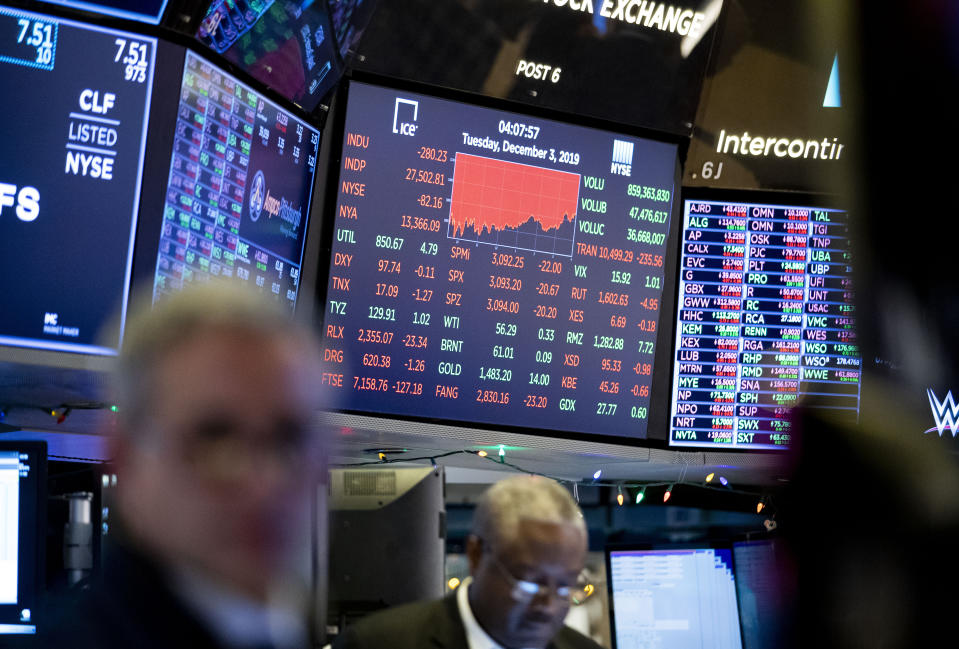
447, 153, 581, 257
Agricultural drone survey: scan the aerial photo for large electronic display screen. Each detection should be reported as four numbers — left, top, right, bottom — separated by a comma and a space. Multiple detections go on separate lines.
0, 5, 155, 355
153, 50, 320, 311
319, 81, 679, 440
669, 198, 859, 450
194, 0, 342, 113
607, 547, 744, 649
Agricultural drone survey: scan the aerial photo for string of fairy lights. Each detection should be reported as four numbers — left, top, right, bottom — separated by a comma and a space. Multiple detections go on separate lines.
2, 405, 775, 518
333, 444, 776, 518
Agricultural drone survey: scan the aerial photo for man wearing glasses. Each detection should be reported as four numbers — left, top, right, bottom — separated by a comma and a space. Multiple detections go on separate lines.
40, 282, 327, 649
334, 475, 603, 649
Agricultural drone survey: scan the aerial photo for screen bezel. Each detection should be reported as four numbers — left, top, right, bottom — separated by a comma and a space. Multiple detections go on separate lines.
311, 70, 688, 450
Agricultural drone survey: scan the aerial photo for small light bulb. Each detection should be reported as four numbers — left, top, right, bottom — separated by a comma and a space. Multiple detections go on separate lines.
756, 501, 765, 513
664, 484, 673, 503
719, 476, 729, 487
635, 487, 646, 504
448, 577, 461, 590
705, 472, 715, 483
477, 450, 488, 457
593, 469, 602, 480
617, 488, 624, 506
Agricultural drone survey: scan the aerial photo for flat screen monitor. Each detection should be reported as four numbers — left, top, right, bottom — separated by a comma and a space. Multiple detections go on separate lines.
606, 546, 743, 649
732, 539, 787, 649
669, 197, 859, 450
0, 442, 46, 637
318, 80, 680, 441
194, 0, 342, 113
152, 49, 320, 312
0, 5, 156, 355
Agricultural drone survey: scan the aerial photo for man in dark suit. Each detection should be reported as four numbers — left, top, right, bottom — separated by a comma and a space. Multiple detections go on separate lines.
334, 475, 604, 649
38, 282, 327, 649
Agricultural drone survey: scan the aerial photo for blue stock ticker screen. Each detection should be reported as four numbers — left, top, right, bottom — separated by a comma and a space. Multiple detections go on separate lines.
669, 199, 860, 450
153, 51, 319, 310
319, 81, 678, 439
0, 5, 154, 354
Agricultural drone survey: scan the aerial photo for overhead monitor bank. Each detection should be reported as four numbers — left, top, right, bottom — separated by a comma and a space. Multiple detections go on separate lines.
0, 4, 155, 355
318, 81, 680, 441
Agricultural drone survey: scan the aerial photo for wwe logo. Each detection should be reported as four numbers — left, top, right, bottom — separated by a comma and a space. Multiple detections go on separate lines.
926, 389, 959, 437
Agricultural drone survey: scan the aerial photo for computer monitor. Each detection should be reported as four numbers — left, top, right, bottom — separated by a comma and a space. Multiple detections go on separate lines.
732, 539, 789, 649
151, 49, 321, 312
328, 466, 445, 628
669, 194, 859, 450
606, 545, 744, 649
0, 442, 47, 637
317, 79, 682, 443
0, 4, 157, 355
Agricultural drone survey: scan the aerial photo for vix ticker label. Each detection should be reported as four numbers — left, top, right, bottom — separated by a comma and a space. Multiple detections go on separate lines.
926, 389, 959, 437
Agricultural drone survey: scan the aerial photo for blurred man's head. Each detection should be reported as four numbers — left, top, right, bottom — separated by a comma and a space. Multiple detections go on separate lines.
466, 475, 588, 649
110, 283, 325, 601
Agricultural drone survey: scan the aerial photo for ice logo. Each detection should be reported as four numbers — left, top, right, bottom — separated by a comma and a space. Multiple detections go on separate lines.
249, 170, 266, 222
926, 389, 959, 437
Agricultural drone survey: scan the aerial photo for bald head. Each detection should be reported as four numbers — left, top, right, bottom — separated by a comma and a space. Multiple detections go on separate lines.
471, 475, 586, 549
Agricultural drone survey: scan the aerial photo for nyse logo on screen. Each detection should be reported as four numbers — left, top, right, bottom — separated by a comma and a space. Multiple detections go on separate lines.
0, 183, 40, 222
611, 140, 633, 176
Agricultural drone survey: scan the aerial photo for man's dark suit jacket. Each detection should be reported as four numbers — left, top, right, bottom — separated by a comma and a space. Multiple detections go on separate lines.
35, 538, 234, 649
332, 594, 604, 649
